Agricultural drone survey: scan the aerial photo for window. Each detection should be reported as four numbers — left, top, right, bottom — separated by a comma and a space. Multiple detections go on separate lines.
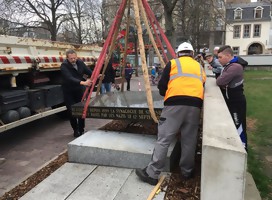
253, 24, 261, 37
233, 47, 239, 55
243, 24, 251, 38
254, 6, 263, 19
234, 8, 243, 20
233, 25, 241, 38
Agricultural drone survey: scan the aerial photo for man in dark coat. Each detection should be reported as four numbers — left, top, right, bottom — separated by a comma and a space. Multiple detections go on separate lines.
61, 49, 92, 137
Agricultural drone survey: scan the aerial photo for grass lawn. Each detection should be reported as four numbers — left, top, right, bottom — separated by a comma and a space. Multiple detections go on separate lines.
244, 70, 272, 199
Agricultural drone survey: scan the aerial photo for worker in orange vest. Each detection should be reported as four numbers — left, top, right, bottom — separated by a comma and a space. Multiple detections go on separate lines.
136, 42, 206, 185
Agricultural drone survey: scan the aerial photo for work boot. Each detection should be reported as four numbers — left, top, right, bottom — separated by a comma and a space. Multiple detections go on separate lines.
135, 168, 158, 186
180, 171, 194, 181
78, 129, 85, 136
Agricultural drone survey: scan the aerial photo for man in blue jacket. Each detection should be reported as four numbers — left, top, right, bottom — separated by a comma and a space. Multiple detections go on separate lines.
216, 45, 247, 150
61, 49, 92, 137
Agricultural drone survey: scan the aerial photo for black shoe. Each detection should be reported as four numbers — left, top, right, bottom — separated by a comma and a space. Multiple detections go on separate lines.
180, 172, 193, 181
79, 129, 85, 136
73, 131, 81, 137
135, 168, 158, 186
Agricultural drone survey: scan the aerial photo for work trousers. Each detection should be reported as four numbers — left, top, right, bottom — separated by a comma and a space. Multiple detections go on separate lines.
226, 98, 247, 150
146, 105, 200, 179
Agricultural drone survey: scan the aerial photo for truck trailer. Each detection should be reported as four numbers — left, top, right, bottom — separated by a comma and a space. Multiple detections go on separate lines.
0, 35, 101, 133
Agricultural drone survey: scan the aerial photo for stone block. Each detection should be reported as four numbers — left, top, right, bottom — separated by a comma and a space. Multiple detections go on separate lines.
68, 130, 178, 171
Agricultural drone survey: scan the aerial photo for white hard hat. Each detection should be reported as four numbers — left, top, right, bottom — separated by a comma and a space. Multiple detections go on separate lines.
177, 42, 194, 52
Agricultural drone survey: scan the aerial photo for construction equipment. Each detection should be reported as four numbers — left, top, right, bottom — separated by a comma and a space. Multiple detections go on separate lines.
82, 0, 176, 123
0, 35, 101, 133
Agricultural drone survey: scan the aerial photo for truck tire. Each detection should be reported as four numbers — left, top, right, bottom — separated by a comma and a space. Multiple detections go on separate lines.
17, 107, 31, 119
1, 110, 20, 124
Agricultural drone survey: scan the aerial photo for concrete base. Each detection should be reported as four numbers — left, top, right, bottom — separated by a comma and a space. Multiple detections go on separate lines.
68, 130, 178, 171
20, 163, 166, 200
245, 172, 262, 200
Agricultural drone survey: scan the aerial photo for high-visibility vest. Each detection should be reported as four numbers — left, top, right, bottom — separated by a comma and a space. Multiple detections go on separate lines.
164, 57, 206, 101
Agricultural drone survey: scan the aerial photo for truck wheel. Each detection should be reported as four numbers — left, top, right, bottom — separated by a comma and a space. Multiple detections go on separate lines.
17, 107, 31, 119
1, 110, 20, 124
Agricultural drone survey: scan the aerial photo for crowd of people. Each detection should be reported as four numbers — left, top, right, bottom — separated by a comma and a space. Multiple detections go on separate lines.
60, 42, 248, 186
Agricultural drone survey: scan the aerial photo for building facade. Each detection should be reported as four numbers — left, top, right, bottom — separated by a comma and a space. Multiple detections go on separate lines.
225, 2, 272, 55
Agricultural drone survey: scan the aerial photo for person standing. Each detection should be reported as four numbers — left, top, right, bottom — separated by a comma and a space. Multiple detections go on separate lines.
135, 42, 206, 185
100, 60, 115, 94
61, 49, 92, 137
151, 66, 156, 85
205, 52, 223, 79
216, 45, 247, 150
125, 62, 133, 91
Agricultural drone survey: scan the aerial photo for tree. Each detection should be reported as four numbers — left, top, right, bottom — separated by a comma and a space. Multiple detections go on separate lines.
84, 0, 104, 43
160, 0, 178, 48
63, 0, 85, 43
1, 0, 67, 41
62, 0, 103, 44
174, 0, 225, 51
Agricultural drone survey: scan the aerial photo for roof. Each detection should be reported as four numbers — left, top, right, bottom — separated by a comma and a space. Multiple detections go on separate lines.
226, 2, 271, 22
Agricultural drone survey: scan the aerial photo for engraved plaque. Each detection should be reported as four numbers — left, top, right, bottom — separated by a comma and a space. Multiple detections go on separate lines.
72, 91, 163, 121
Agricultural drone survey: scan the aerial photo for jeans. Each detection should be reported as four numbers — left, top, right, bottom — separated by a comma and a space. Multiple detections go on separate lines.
101, 83, 111, 94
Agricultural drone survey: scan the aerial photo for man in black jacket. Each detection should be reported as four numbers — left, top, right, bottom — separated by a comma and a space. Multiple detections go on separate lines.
61, 49, 92, 137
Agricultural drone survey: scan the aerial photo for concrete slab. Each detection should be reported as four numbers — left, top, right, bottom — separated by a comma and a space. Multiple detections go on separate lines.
68, 130, 177, 171
201, 78, 247, 200
245, 172, 262, 200
20, 163, 97, 200
20, 163, 166, 200
114, 169, 155, 200
66, 166, 132, 200
114, 170, 167, 200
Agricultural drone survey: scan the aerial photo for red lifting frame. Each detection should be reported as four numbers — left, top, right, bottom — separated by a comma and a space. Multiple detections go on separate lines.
81, 0, 176, 119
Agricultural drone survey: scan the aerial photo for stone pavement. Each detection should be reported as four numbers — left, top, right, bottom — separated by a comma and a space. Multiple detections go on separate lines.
19, 163, 166, 200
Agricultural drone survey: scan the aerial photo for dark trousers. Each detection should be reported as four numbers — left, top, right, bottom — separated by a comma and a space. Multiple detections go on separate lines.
63, 88, 85, 133
126, 78, 131, 91
226, 98, 247, 150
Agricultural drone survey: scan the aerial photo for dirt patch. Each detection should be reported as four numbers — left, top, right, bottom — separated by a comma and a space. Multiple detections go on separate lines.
247, 117, 258, 132
0, 120, 201, 200
98, 120, 158, 135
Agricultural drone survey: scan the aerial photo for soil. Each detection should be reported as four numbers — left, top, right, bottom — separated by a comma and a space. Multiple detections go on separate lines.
0, 120, 201, 200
